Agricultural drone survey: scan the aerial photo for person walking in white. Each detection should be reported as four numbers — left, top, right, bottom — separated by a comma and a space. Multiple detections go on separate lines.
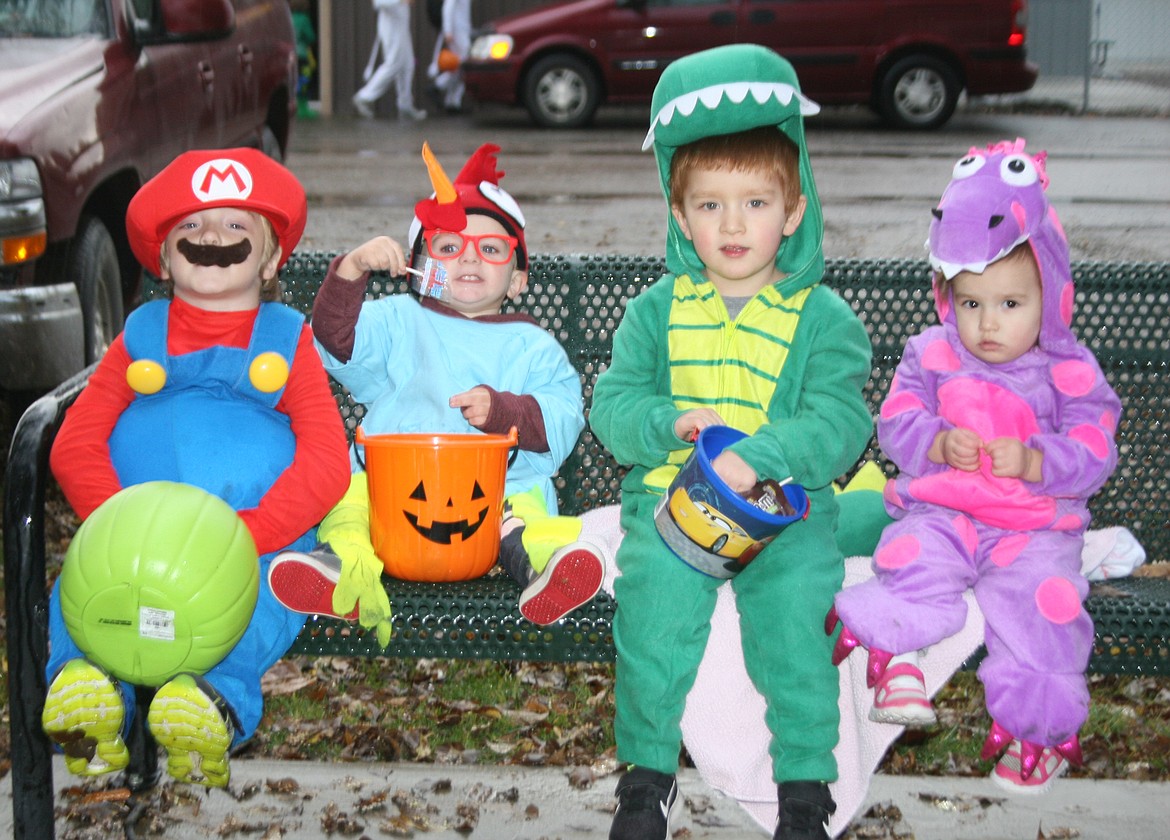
428, 0, 470, 112
353, 0, 427, 120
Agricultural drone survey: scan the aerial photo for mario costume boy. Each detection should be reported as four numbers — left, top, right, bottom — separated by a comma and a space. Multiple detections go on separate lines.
830, 140, 1122, 793
267, 143, 604, 635
44, 148, 351, 787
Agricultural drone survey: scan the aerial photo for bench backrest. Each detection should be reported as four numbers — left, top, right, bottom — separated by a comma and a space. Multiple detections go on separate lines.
271, 254, 1170, 567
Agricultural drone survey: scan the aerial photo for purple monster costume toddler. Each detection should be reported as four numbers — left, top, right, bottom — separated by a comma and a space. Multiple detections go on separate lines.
831, 140, 1121, 776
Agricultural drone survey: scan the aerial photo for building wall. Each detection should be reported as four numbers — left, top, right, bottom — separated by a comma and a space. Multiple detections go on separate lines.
1029, 0, 1092, 76
1096, 0, 1170, 63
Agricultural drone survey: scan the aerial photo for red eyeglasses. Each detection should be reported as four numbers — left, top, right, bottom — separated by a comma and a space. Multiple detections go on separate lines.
423, 230, 518, 265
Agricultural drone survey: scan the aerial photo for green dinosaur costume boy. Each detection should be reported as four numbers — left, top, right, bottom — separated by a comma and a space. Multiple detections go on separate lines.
590, 45, 873, 840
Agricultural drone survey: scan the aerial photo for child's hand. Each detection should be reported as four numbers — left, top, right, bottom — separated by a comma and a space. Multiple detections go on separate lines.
984, 437, 1042, 481
675, 408, 724, 443
337, 236, 411, 281
935, 428, 982, 471
450, 386, 492, 428
711, 449, 757, 495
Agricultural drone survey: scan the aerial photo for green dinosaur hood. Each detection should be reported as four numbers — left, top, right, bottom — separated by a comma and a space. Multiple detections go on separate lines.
644, 44, 824, 291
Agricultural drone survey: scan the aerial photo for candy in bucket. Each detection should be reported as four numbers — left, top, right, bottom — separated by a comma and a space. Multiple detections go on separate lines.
654, 425, 810, 578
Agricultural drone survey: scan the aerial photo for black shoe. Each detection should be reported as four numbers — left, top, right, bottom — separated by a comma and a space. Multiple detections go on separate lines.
609, 767, 677, 840
774, 781, 836, 840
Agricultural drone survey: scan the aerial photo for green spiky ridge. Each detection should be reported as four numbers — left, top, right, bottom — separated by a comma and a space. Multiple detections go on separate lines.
645, 44, 825, 285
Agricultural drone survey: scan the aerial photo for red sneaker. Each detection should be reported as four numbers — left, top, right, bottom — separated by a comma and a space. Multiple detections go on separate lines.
267, 548, 359, 621
518, 540, 605, 625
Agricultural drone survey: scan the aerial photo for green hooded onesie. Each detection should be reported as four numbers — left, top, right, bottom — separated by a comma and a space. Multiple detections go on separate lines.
590, 44, 873, 783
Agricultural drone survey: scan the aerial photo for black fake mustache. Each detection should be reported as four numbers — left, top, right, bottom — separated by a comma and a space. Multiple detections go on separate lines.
177, 237, 253, 267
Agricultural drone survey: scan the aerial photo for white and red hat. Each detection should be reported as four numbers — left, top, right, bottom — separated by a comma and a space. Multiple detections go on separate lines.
127, 147, 307, 276
408, 143, 527, 268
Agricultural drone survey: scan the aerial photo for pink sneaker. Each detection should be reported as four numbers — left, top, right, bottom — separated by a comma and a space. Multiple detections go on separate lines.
518, 540, 605, 625
267, 548, 359, 621
991, 740, 1069, 794
869, 662, 937, 727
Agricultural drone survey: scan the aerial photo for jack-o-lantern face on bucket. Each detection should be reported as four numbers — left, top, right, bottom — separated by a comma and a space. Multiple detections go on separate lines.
359, 427, 517, 583
404, 479, 490, 544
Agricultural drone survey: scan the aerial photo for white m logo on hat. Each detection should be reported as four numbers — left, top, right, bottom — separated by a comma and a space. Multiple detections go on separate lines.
191, 159, 254, 202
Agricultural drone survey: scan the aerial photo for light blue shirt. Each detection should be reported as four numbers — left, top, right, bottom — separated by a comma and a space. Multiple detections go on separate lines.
316, 294, 584, 512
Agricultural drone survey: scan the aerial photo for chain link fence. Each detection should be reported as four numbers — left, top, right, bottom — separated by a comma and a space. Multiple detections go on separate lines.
974, 0, 1170, 117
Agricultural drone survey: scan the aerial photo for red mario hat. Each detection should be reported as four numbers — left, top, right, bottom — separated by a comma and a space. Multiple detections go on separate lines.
408, 143, 527, 269
127, 147, 307, 276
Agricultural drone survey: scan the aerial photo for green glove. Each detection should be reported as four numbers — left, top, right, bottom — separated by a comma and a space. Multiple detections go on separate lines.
319, 474, 393, 648
505, 486, 583, 573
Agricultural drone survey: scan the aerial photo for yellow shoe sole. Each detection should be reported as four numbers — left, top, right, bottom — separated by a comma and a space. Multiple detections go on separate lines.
147, 674, 232, 787
41, 659, 129, 777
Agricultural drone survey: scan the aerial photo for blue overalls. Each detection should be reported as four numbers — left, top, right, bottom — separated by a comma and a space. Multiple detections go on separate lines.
47, 299, 314, 743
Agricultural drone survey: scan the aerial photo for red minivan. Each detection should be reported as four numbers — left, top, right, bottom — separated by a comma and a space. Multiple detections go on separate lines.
463, 0, 1037, 130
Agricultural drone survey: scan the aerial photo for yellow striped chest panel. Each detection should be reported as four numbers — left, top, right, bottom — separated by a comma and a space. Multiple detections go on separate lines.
666, 275, 810, 467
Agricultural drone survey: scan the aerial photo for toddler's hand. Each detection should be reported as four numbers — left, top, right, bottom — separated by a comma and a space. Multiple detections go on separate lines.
675, 408, 724, 443
450, 386, 492, 428
984, 437, 1041, 480
937, 427, 982, 471
337, 236, 411, 281
711, 450, 757, 495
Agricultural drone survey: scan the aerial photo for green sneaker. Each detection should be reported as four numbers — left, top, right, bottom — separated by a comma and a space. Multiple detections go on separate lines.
147, 674, 234, 787
41, 658, 130, 777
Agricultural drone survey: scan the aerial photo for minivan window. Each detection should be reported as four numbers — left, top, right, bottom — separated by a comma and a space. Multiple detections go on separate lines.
0, 0, 108, 37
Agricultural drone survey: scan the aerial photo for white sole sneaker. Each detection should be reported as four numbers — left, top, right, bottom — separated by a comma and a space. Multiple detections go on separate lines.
990, 740, 1069, 795
868, 662, 937, 727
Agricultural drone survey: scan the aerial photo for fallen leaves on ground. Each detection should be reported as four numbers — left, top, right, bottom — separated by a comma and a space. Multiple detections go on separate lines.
245, 656, 1170, 786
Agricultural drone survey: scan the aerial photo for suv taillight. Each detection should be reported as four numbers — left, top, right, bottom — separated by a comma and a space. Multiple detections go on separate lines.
1009, 0, 1028, 47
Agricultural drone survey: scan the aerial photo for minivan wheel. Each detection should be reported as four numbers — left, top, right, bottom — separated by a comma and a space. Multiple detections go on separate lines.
878, 55, 960, 130
523, 54, 601, 128
72, 215, 125, 366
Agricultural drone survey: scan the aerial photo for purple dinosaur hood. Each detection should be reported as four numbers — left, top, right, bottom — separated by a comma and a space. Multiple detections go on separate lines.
929, 138, 1077, 355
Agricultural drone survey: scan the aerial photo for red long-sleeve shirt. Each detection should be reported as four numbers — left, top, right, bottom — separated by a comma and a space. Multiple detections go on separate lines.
50, 298, 351, 556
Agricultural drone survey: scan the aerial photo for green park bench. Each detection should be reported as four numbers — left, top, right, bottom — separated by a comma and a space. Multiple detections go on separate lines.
5, 253, 1169, 838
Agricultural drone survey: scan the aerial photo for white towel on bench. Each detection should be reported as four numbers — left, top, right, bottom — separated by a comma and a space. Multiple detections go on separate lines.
578, 505, 1143, 838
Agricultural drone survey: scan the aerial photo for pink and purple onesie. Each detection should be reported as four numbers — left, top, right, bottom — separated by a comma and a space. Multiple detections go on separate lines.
833, 140, 1121, 760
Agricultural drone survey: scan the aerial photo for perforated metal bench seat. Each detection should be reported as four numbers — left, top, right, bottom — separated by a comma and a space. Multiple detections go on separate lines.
5, 255, 1169, 838
277, 254, 1170, 674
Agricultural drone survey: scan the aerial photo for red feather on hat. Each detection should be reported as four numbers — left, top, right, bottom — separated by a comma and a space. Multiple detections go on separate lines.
455, 143, 505, 188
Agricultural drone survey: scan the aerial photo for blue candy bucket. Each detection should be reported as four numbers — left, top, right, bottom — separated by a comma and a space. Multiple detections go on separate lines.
654, 425, 810, 578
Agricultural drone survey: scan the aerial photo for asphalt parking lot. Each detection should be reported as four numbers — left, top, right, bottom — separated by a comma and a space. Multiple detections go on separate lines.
284, 91, 1170, 264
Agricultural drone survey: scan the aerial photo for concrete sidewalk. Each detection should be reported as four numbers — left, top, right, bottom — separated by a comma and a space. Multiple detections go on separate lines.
2, 757, 1164, 839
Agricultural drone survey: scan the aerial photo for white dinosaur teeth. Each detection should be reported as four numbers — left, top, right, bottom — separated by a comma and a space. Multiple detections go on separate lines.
698, 86, 725, 110
931, 257, 990, 279
931, 237, 1026, 279
642, 82, 821, 150
676, 91, 701, 117
749, 82, 774, 105
724, 82, 751, 103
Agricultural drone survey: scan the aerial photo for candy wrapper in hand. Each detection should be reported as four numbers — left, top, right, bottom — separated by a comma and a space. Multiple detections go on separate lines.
744, 478, 797, 517
408, 258, 449, 300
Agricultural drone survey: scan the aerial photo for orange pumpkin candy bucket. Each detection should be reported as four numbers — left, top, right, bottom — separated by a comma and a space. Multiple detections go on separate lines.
356, 427, 518, 582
